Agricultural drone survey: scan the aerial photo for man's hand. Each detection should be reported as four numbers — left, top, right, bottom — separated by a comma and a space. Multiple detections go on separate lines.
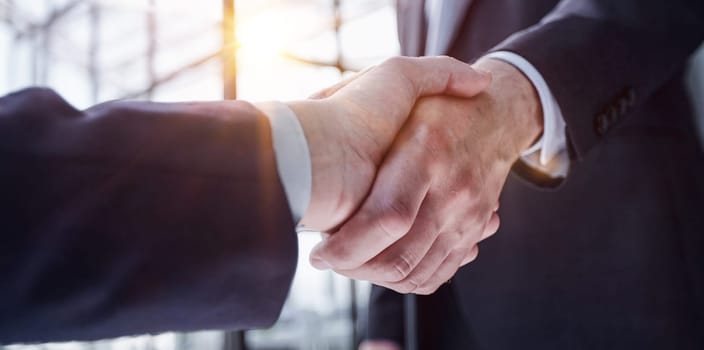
287, 56, 491, 232
358, 340, 401, 350
310, 59, 544, 294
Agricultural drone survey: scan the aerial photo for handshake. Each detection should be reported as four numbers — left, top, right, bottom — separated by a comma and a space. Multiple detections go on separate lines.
284, 56, 543, 294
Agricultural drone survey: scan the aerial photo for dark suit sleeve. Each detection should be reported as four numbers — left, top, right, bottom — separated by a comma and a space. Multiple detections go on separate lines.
0, 88, 298, 344
366, 284, 475, 349
366, 285, 405, 346
492, 0, 704, 160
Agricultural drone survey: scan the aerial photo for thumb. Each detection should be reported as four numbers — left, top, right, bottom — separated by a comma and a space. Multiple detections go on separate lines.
388, 56, 492, 99
309, 65, 375, 99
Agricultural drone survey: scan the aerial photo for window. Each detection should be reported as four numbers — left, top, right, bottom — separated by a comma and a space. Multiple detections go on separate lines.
0, 0, 398, 349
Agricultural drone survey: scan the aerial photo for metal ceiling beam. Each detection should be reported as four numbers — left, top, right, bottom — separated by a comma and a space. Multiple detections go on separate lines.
222, 0, 237, 100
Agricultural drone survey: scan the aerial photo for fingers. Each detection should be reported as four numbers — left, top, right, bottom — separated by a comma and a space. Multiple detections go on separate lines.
375, 246, 475, 295
314, 56, 491, 101
333, 208, 496, 293
460, 244, 480, 266
481, 212, 501, 240
328, 184, 497, 292
373, 233, 460, 294
386, 56, 491, 99
358, 340, 402, 350
414, 246, 476, 295
332, 199, 442, 283
456, 212, 497, 267
310, 141, 431, 271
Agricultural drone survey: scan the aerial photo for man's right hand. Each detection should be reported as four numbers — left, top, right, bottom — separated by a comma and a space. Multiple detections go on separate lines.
310, 58, 544, 294
287, 56, 491, 233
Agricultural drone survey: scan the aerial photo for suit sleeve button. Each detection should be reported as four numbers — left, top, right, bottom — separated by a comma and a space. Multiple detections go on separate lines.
595, 113, 610, 136
625, 88, 636, 106
607, 105, 620, 122
618, 98, 630, 115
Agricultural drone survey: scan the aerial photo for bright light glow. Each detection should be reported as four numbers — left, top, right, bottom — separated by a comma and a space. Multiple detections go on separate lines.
233, 4, 343, 102
235, 4, 337, 61
236, 10, 293, 59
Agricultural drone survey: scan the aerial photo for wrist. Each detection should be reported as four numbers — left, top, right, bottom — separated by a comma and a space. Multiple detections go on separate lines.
473, 58, 543, 160
286, 100, 338, 230
286, 100, 375, 232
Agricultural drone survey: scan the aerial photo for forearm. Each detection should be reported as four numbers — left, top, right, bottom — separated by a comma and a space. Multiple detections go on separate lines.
0, 89, 298, 343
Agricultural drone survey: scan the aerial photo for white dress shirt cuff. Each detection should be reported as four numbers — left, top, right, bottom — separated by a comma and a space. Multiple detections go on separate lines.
255, 101, 312, 222
483, 51, 570, 178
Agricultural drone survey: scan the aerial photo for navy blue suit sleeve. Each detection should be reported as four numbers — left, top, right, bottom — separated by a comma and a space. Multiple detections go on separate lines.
366, 285, 405, 346
493, 0, 704, 159
0, 88, 298, 344
365, 283, 476, 349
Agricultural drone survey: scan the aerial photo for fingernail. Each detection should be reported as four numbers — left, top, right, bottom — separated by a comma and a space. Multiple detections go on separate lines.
310, 256, 333, 270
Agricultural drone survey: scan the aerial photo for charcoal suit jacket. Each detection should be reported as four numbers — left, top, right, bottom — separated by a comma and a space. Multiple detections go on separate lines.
0, 88, 298, 344
368, 0, 704, 349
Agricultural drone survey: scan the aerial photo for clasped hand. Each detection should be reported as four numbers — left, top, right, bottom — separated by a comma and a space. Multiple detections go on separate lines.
290, 57, 542, 295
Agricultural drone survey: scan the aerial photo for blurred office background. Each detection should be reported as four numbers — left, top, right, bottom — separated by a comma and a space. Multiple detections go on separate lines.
0, 0, 398, 349
0, 1, 702, 350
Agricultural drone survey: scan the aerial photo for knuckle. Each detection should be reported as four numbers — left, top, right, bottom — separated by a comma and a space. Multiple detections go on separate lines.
428, 235, 457, 262
392, 280, 418, 294
384, 56, 404, 65
415, 284, 440, 295
484, 220, 500, 238
376, 203, 414, 240
459, 184, 482, 207
462, 207, 486, 231
470, 245, 480, 257
430, 55, 452, 64
412, 122, 451, 157
438, 231, 464, 249
405, 277, 423, 292
387, 252, 416, 282
317, 242, 352, 269
466, 246, 480, 262
440, 239, 464, 259
383, 56, 411, 71
398, 272, 426, 294
453, 185, 475, 203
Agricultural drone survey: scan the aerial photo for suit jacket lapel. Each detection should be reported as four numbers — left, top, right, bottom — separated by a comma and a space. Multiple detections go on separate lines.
397, 0, 426, 57
435, 0, 474, 55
